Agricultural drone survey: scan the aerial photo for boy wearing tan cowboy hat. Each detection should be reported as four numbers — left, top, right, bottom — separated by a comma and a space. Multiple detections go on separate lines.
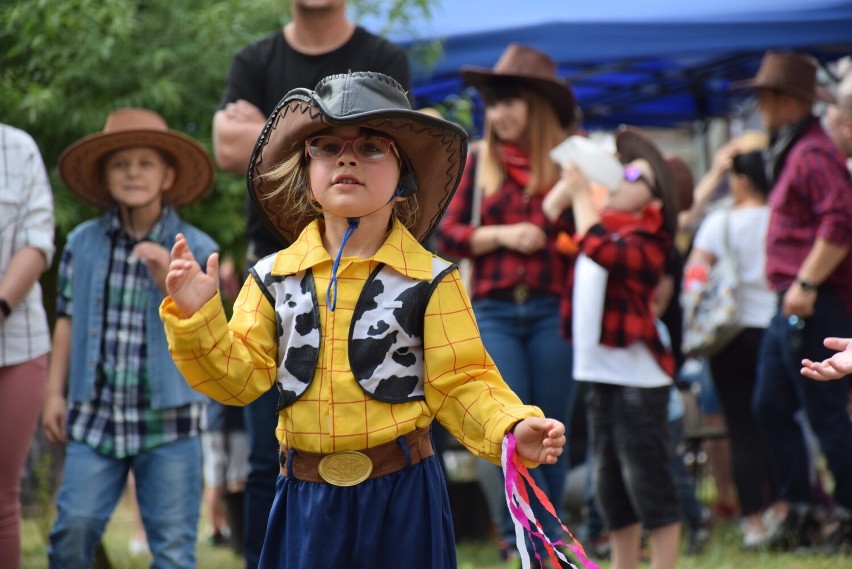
545, 126, 682, 569
160, 71, 567, 569
42, 108, 218, 568
732, 51, 852, 553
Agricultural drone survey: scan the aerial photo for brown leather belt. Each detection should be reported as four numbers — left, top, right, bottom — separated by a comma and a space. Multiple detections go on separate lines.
488, 285, 552, 304
279, 426, 434, 486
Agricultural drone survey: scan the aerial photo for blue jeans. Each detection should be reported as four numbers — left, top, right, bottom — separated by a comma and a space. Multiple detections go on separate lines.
473, 295, 577, 545
243, 388, 280, 569
753, 287, 852, 509
48, 438, 201, 569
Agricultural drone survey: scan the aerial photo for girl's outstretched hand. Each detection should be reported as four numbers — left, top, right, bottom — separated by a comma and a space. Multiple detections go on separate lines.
166, 233, 219, 318
512, 418, 566, 465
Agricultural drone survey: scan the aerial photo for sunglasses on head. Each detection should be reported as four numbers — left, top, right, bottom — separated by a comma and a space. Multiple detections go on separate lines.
305, 135, 397, 161
623, 164, 660, 198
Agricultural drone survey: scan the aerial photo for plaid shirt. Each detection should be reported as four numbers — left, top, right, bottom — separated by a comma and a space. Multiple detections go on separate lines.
0, 125, 54, 365
162, 219, 542, 463
58, 209, 202, 458
562, 206, 675, 378
436, 150, 575, 300
765, 121, 852, 310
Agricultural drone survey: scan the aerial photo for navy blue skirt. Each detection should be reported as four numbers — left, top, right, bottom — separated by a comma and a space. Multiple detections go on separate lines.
258, 452, 456, 569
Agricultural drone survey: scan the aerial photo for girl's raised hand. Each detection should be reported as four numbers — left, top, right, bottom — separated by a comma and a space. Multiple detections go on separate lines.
166, 233, 220, 318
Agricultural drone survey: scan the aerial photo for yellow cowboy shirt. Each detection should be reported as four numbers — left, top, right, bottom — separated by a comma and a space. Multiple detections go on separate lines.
161, 219, 542, 464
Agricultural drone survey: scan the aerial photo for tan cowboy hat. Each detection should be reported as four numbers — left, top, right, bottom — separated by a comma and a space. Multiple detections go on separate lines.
731, 51, 836, 104
59, 108, 214, 209
248, 72, 469, 246
615, 126, 678, 236
461, 43, 576, 128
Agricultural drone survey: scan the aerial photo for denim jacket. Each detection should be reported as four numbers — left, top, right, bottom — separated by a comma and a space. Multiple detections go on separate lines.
65, 207, 217, 409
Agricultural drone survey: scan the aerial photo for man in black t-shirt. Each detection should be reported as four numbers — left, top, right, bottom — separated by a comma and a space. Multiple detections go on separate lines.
212, 2, 410, 566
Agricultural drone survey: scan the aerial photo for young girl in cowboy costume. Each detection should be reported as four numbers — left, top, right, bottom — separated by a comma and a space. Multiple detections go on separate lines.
161, 72, 566, 569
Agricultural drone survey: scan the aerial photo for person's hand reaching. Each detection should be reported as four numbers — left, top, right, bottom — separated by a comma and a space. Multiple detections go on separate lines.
801, 337, 852, 381
166, 233, 219, 318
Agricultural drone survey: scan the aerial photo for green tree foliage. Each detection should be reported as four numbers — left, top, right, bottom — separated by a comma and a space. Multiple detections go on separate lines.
0, 0, 434, 260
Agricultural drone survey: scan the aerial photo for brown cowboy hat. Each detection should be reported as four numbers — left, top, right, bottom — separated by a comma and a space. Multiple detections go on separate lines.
248, 72, 469, 246
461, 43, 576, 128
664, 155, 694, 214
731, 51, 836, 104
615, 126, 677, 236
59, 108, 214, 210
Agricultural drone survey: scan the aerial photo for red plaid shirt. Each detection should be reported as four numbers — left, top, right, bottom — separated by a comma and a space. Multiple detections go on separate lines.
436, 149, 575, 300
765, 121, 852, 311
562, 206, 675, 378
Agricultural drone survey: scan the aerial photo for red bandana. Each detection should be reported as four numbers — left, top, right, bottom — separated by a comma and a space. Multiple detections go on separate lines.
599, 204, 665, 236
500, 143, 531, 188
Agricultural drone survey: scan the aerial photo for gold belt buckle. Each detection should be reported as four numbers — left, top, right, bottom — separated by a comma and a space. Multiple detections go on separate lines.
317, 451, 373, 486
512, 284, 530, 304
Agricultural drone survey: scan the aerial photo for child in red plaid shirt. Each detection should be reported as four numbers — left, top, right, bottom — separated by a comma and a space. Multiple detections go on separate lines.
544, 127, 681, 569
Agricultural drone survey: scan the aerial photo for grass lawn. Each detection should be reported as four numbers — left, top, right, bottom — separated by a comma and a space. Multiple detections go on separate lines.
21, 490, 850, 569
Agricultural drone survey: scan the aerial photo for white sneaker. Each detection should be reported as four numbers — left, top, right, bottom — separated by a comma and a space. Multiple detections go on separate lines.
742, 526, 768, 549
128, 537, 150, 556
762, 508, 785, 536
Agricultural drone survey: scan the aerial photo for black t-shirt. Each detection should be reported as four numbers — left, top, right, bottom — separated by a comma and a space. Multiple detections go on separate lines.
219, 26, 411, 256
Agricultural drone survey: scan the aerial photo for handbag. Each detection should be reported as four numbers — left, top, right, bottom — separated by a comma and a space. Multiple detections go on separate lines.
458, 152, 484, 292
681, 211, 743, 357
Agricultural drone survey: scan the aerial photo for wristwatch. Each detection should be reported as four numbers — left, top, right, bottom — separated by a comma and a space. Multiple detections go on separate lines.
796, 278, 817, 292
0, 298, 10, 318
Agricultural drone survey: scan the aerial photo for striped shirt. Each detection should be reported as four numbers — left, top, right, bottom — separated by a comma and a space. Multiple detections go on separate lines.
57, 208, 202, 458
0, 125, 54, 365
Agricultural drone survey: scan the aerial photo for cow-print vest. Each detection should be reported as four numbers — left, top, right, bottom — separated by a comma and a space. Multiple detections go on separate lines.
249, 255, 456, 411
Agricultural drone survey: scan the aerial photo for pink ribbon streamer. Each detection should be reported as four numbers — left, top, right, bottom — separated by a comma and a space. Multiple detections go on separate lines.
501, 433, 601, 569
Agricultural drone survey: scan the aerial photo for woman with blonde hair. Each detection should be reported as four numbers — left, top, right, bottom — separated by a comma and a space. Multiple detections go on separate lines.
436, 43, 578, 564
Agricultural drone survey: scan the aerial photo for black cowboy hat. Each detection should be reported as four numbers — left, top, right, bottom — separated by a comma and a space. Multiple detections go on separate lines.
248, 72, 469, 245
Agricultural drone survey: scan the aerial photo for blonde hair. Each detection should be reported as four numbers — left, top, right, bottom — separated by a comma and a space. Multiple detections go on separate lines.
262, 142, 420, 232
477, 87, 568, 196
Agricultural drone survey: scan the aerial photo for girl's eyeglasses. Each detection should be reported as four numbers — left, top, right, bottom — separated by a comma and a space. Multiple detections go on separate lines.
623, 165, 661, 198
305, 135, 396, 161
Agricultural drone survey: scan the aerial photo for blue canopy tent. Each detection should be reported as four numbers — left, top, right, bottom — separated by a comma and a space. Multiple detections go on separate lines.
360, 0, 852, 130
